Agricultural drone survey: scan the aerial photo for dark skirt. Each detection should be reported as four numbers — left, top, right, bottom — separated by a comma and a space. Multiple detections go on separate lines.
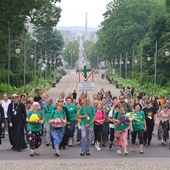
60, 125, 69, 147
8, 120, 27, 150
158, 120, 169, 141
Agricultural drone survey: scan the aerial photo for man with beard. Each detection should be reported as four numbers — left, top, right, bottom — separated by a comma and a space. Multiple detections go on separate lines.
7, 94, 27, 152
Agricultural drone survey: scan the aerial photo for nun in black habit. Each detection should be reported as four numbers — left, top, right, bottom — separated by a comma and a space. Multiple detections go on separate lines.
7, 94, 27, 151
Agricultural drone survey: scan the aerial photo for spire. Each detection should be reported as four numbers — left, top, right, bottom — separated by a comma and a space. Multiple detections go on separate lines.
85, 12, 87, 35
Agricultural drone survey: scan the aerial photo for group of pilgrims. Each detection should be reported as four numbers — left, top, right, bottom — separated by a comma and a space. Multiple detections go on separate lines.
0, 88, 170, 157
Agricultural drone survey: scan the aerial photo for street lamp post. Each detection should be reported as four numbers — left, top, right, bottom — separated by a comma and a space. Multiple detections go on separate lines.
125, 51, 138, 80
119, 54, 124, 79
8, 28, 21, 94
140, 47, 143, 88
125, 52, 128, 79
147, 41, 158, 94
23, 40, 39, 88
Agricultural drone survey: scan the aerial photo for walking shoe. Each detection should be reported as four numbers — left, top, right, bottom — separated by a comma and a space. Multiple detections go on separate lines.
124, 151, 128, 155
140, 151, 144, 154
86, 151, 91, 156
46, 143, 50, 146
91, 140, 95, 145
102, 143, 106, 147
116, 150, 122, 155
131, 149, 135, 152
97, 147, 101, 151
68, 140, 73, 147
95, 143, 98, 149
109, 143, 113, 149
80, 152, 86, 156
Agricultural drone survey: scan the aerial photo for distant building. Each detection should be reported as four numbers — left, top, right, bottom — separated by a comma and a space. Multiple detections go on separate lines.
58, 30, 74, 44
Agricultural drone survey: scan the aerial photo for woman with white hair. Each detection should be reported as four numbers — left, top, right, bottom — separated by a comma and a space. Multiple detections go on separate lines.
26, 102, 44, 156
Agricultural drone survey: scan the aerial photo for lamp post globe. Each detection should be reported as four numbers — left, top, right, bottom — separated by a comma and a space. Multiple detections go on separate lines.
147, 56, 151, 61
165, 51, 170, 57
30, 54, 34, 59
15, 48, 20, 54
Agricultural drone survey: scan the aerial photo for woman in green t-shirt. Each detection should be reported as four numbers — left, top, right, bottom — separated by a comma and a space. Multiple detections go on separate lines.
113, 105, 128, 155
26, 102, 44, 156
130, 104, 146, 154
49, 102, 67, 157
64, 97, 78, 146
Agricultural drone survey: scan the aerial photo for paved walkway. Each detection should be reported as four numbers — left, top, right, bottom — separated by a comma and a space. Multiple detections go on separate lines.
46, 70, 120, 101
1, 70, 170, 169
0, 158, 170, 170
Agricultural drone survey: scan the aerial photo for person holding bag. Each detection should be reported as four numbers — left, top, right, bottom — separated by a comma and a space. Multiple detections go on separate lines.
26, 102, 44, 156
49, 102, 67, 157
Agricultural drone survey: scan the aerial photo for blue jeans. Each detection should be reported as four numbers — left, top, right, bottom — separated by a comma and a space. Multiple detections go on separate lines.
69, 120, 77, 139
81, 126, 93, 152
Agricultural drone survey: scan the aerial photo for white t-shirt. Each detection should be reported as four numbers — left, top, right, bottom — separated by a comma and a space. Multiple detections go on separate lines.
2, 99, 11, 118
108, 109, 114, 129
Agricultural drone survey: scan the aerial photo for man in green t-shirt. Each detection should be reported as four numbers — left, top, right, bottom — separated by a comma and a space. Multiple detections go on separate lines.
44, 98, 56, 146
78, 97, 96, 156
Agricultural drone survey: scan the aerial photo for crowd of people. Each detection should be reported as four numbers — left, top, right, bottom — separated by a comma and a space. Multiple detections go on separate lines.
0, 88, 170, 157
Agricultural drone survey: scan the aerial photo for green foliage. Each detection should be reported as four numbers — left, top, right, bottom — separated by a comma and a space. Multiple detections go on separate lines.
0, 0, 62, 75
95, 0, 170, 90
84, 41, 98, 68
62, 41, 79, 68
34, 28, 64, 55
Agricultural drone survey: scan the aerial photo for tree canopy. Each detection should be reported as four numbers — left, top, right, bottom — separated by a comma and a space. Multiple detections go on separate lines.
95, 0, 170, 85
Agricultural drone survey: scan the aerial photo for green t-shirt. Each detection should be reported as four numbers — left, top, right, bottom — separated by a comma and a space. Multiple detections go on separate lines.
64, 104, 77, 121
27, 110, 43, 132
49, 110, 66, 130
44, 104, 56, 123
113, 111, 128, 131
79, 106, 96, 127
132, 111, 145, 131
103, 107, 110, 123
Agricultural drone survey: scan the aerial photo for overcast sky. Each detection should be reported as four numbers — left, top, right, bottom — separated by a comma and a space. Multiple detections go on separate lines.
56, 0, 111, 27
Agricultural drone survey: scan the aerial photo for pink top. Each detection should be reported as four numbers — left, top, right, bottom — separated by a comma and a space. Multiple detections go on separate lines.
158, 109, 170, 122
95, 110, 105, 125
